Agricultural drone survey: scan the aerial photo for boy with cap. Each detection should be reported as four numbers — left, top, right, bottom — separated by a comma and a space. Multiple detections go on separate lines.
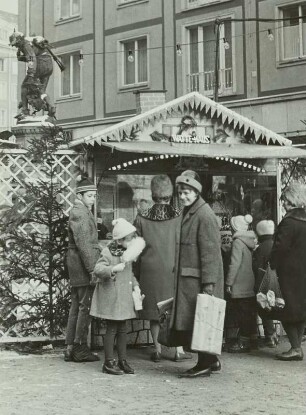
64, 176, 101, 362
253, 219, 278, 347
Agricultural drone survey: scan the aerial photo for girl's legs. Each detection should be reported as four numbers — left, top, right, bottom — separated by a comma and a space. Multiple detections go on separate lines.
116, 320, 127, 361
104, 319, 118, 361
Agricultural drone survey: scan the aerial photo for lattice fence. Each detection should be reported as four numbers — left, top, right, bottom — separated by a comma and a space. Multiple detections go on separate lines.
0, 148, 82, 342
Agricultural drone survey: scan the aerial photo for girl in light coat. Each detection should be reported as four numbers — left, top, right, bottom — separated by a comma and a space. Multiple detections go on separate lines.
91, 218, 144, 375
226, 214, 258, 352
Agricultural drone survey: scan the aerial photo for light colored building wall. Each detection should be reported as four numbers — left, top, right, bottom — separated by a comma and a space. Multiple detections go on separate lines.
0, 13, 18, 131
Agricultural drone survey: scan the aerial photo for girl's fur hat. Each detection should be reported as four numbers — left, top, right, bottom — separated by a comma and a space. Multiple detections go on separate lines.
112, 218, 136, 240
151, 175, 173, 200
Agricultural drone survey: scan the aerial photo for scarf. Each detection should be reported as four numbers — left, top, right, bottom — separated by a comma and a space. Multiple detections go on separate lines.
108, 240, 126, 257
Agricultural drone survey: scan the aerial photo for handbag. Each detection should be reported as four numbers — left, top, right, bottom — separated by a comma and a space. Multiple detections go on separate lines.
191, 294, 226, 355
157, 298, 181, 347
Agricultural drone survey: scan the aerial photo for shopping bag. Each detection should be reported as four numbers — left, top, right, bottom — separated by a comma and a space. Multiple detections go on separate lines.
191, 294, 226, 355
257, 264, 285, 321
157, 298, 180, 347
256, 264, 285, 310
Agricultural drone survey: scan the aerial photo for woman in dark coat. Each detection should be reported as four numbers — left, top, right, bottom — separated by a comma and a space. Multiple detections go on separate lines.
135, 175, 191, 362
270, 181, 306, 361
172, 170, 224, 378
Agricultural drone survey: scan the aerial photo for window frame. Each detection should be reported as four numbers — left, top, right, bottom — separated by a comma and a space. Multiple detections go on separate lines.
58, 50, 82, 99
0, 58, 6, 72
184, 17, 236, 97
0, 81, 7, 99
183, 0, 232, 10
55, 0, 81, 23
119, 35, 149, 90
277, 2, 306, 63
0, 108, 7, 127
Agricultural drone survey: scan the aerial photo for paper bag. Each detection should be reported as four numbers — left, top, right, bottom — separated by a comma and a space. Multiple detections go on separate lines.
191, 294, 226, 355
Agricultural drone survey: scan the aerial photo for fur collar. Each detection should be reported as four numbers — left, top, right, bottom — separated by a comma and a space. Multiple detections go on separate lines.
284, 208, 306, 223
139, 203, 181, 221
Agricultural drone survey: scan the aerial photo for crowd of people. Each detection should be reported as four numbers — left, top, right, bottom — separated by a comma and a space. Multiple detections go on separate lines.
63, 173, 306, 377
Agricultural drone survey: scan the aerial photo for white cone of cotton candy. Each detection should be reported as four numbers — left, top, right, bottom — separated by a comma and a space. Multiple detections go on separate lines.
122, 236, 146, 263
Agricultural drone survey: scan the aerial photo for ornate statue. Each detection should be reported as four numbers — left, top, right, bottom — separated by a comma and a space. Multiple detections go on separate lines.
9, 31, 65, 121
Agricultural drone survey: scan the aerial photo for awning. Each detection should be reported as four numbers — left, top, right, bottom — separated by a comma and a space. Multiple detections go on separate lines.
97, 141, 306, 159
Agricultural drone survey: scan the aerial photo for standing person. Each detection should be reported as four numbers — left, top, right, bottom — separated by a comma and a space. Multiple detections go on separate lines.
64, 177, 100, 362
225, 215, 258, 353
270, 181, 306, 361
253, 220, 278, 348
135, 175, 191, 362
90, 218, 141, 375
173, 170, 224, 378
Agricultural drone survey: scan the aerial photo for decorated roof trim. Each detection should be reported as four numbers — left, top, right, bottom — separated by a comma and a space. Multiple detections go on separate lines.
69, 92, 292, 148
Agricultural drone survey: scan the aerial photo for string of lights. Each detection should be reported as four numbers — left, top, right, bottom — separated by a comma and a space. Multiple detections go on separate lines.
0, 15, 306, 60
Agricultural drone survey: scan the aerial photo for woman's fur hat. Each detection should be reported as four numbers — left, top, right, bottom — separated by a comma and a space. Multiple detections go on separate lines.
151, 175, 173, 200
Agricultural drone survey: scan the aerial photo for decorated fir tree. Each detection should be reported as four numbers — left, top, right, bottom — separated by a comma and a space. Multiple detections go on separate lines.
0, 126, 73, 339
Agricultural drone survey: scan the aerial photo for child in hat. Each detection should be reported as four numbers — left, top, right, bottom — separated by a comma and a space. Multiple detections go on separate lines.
225, 214, 258, 352
65, 175, 101, 363
90, 218, 145, 375
253, 219, 278, 347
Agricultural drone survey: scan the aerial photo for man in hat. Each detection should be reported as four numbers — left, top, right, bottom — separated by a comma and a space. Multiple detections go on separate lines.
65, 176, 101, 362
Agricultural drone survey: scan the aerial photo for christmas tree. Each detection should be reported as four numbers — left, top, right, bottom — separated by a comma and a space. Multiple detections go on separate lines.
0, 126, 73, 339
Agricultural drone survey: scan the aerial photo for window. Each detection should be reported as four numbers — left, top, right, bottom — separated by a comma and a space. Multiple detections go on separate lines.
0, 82, 7, 99
187, 20, 233, 95
121, 37, 148, 87
58, 0, 80, 20
279, 4, 306, 61
59, 52, 81, 97
0, 58, 5, 72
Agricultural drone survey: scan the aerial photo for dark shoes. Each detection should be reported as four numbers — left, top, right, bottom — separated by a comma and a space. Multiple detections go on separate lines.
210, 358, 221, 372
227, 342, 250, 353
102, 359, 124, 375
150, 351, 161, 362
178, 364, 211, 378
71, 344, 100, 362
276, 348, 304, 361
64, 349, 73, 362
118, 359, 135, 374
173, 351, 193, 362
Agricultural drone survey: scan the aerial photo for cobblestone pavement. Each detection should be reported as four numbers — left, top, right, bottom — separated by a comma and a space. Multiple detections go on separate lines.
0, 338, 305, 415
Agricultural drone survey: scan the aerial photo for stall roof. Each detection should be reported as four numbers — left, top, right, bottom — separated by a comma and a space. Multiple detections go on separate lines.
70, 92, 293, 149
92, 140, 306, 159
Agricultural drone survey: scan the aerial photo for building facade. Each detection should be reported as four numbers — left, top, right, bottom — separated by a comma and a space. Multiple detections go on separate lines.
0, 10, 18, 133
18, 0, 306, 142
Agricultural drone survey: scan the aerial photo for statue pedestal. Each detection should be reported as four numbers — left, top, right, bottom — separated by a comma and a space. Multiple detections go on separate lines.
12, 115, 56, 148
